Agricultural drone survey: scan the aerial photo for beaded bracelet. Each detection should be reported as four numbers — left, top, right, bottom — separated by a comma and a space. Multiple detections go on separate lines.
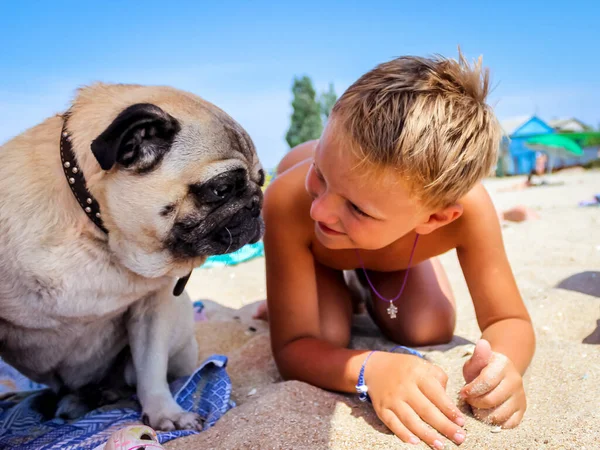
355, 345, 424, 402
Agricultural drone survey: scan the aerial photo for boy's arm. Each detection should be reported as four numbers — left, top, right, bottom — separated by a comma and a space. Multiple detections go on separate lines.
262, 169, 369, 392
456, 185, 535, 374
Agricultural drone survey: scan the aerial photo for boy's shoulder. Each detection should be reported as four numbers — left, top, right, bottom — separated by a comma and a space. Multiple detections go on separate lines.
453, 182, 501, 244
263, 160, 313, 228
459, 183, 496, 217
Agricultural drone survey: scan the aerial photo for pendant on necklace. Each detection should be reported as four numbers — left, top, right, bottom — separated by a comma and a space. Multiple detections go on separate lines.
387, 302, 398, 319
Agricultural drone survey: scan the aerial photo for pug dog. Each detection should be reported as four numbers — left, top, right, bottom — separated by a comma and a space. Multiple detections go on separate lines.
0, 82, 264, 430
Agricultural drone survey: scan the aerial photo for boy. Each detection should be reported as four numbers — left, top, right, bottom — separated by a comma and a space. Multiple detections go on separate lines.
259, 53, 534, 449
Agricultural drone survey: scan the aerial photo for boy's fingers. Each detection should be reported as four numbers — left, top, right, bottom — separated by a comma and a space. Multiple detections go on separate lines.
462, 339, 492, 383
461, 374, 495, 399
502, 409, 525, 429
461, 353, 508, 399
394, 403, 447, 450
473, 396, 516, 425
467, 379, 511, 409
411, 392, 466, 445
430, 365, 449, 388
378, 408, 420, 445
420, 378, 465, 426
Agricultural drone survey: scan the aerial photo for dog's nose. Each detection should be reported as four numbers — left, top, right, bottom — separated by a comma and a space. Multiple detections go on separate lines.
257, 169, 265, 187
248, 195, 262, 218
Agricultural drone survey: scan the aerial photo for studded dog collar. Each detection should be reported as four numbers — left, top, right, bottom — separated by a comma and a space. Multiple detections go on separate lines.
60, 116, 108, 234
59, 115, 191, 296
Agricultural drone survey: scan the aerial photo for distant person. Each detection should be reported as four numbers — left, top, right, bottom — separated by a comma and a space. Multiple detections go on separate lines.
526, 152, 549, 186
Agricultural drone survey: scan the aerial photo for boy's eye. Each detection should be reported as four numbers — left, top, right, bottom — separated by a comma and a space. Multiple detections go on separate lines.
349, 202, 370, 218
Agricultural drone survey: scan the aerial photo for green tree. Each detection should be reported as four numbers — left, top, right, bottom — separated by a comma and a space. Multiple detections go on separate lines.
319, 82, 337, 122
285, 76, 323, 149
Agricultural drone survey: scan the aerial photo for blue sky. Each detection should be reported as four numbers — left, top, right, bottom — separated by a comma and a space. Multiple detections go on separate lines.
1, 0, 599, 169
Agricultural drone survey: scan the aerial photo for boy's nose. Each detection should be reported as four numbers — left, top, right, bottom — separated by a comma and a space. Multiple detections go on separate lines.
309, 194, 338, 225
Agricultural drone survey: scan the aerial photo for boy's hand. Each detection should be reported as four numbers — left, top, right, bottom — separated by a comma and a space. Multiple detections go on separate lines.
461, 339, 526, 429
365, 352, 466, 449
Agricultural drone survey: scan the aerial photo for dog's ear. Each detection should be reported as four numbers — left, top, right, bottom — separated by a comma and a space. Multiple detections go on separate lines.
91, 103, 181, 172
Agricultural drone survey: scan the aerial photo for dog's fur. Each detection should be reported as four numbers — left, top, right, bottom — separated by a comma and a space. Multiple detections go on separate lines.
0, 83, 264, 430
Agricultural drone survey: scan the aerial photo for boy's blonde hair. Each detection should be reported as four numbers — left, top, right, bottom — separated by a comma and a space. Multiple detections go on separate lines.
331, 51, 501, 208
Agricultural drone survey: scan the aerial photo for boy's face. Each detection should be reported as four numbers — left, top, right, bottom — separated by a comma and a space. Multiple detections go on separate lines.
305, 121, 432, 251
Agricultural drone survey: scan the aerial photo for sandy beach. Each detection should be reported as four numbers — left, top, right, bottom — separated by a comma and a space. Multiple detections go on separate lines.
167, 169, 600, 450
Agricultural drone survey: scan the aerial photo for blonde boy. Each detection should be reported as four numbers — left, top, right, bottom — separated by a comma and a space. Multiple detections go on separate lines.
258, 52, 534, 448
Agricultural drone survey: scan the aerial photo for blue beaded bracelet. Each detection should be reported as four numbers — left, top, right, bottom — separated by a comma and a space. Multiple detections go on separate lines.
355, 345, 424, 402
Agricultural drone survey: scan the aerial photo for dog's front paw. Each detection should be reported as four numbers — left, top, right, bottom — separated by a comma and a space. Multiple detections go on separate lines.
56, 393, 91, 419
142, 410, 204, 432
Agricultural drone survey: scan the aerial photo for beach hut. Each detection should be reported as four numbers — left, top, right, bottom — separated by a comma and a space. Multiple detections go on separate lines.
549, 118, 591, 133
548, 118, 600, 168
497, 115, 555, 176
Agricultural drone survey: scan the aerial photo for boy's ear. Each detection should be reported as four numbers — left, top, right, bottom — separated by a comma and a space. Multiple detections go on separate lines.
415, 204, 463, 235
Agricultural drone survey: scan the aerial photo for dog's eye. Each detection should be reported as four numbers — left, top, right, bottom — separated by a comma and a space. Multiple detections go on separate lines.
212, 183, 233, 198
160, 204, 175, 217
191, 169, 247, 204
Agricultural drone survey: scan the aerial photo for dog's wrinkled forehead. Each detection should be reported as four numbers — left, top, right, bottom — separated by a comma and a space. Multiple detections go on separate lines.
177, 113, 254, 159
164, 114, 261, 183
83, 83, 262, 181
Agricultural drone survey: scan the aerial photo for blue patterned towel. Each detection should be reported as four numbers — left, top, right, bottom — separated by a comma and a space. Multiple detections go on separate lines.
0, 355, 234, 449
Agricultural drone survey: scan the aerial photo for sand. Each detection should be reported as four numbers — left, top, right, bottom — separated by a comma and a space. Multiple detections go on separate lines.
167, 169, 600, 450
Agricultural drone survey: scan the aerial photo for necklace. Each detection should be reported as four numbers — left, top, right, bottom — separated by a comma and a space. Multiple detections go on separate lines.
354, 233, 420, 319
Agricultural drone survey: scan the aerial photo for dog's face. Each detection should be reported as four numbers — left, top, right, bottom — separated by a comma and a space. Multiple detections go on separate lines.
87, 100, 264, 278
